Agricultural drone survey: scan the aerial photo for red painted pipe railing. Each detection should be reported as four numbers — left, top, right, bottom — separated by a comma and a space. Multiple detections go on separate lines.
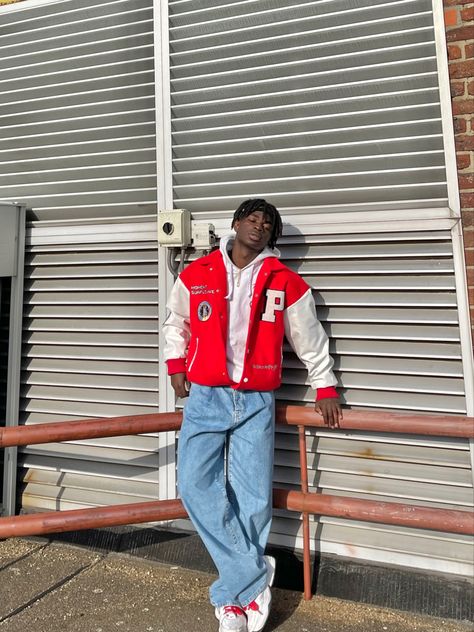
277, 406, 474, 437
1, 407, 473, 600
1, 489, 472, 541
1, 406, 473, 448
0, 413, 183, 448
272, 489, 474, 535
0, 499, 188, 539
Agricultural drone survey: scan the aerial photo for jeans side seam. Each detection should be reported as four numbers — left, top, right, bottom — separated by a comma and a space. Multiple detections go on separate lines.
240, 574, 268, 608
215, 475, 243, 553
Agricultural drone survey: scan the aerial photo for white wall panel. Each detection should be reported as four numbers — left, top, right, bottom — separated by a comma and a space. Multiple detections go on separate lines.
0, 0, 156, 221
19, 216, 159, 511
168, 0, 449, 218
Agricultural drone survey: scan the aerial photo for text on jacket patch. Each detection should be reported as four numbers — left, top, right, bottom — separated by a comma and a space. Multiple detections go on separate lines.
261, 289, 285, 323
191, 284, 216, 295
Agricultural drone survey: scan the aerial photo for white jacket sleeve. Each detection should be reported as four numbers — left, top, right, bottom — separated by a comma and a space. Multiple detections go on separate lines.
284, 288, 337, 390
162, 277, 191, 362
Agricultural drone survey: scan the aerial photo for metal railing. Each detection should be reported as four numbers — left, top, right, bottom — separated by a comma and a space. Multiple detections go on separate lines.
1, 406, 473, 599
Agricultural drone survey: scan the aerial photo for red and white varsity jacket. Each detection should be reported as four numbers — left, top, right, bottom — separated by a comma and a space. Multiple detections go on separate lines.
163, 248, 338, 400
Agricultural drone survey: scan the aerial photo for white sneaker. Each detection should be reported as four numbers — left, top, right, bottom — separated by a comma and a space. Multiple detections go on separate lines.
243, 556, 275, 632
243, 587, 272, 632
264, 555, 276, 587
215, 605, 248, 632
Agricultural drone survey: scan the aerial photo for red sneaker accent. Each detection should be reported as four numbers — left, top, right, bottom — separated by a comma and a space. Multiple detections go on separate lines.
223, 606, 246, 617
244, 601, 260, 613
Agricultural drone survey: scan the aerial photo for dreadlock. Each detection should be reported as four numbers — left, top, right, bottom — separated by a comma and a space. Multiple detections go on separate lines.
231, 198, 283, 249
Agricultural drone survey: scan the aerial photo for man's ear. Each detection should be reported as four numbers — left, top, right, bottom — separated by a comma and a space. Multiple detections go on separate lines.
232, 219, 240, 232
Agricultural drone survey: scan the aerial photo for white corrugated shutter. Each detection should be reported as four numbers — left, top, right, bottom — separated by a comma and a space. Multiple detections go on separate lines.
20, 216, 159, 511
277, 230, 466, 414
0, 0, 156, 220
0, 0, 160, 510
270, 231, 471, 575
164, 0, 473, 576
168, 0, 448, 216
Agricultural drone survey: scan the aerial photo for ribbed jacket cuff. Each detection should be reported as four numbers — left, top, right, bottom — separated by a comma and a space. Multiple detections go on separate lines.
316, 386, 339, 401
166, 358, 187, 375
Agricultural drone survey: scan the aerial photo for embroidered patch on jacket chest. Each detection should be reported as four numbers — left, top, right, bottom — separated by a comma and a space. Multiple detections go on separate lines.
261, 289, 285, 322
197, 301, 212, 321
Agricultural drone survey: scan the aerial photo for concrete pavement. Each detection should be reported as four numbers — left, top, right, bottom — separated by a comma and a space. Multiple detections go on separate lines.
1, 537, 473, 632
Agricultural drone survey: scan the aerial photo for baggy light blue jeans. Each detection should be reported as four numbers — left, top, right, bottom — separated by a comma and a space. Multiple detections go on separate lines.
177, 384, 275, 608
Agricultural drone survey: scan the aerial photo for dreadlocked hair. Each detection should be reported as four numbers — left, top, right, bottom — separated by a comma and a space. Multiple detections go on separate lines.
231, 198, 283, 249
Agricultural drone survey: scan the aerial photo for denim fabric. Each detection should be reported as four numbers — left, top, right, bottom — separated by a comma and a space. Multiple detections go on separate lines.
177, 384, 275, 608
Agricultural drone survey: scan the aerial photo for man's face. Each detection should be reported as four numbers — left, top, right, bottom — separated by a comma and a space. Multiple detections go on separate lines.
233, 210, 273, 252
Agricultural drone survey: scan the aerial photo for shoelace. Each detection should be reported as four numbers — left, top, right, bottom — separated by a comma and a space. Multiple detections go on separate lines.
243, 601, 261, 613
223, 606, 246, 618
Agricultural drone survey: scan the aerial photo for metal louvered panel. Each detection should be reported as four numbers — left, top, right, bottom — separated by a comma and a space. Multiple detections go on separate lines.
270, 513, 474, 576
271, 427, 473, 575
168, 0, 448, 216
164, 0, 472, 577
174, 229, 471, 573
270, 226, 471, 573
0, 0, 156, 221
278, 230, 466, 413
19, 216, 159, 511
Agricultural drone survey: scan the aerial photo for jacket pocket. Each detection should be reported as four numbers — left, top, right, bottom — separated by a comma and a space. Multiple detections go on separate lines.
187, 337, 199, 372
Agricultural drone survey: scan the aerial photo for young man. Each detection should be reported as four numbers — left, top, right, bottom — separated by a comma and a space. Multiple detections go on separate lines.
163, 199, 341, 632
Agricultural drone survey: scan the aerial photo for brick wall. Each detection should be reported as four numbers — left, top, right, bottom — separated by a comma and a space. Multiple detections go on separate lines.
444, 1, 474, 335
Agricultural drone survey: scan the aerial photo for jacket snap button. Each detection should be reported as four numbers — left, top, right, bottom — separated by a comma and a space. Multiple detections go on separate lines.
243, 377, 249, 383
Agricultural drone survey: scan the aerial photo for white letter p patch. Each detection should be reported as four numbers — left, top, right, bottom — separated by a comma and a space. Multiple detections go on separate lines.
261, 289, 285, 323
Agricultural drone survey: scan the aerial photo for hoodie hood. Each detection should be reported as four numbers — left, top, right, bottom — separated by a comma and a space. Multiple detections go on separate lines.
219, 233, 280, 300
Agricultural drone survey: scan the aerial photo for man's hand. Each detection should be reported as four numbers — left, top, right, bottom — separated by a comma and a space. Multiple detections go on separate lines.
171, 373, 189, 399
315, 398, 343, 429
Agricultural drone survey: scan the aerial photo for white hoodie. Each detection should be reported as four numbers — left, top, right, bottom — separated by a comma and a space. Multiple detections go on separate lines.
219, 234, 280, 383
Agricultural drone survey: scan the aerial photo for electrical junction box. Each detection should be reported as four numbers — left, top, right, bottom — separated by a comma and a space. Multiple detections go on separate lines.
157, 209, 191, 246
192, 222, 215, 249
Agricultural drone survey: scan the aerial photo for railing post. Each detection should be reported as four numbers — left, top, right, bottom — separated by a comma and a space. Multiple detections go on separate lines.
298, 424, 312, 600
